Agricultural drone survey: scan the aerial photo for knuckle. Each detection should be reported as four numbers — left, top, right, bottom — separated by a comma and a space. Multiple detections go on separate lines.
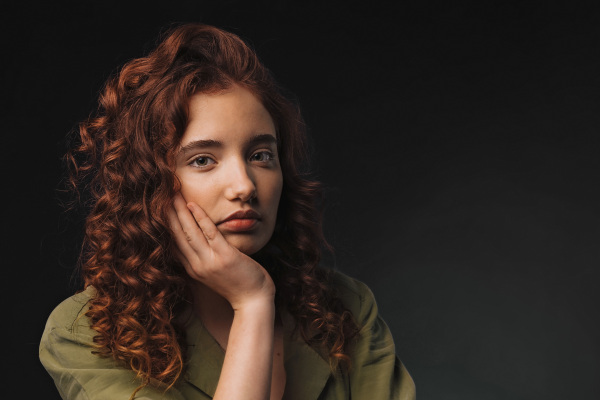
204, 230, 217, 241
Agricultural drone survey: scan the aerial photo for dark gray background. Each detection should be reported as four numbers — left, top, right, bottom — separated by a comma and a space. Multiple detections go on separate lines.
3, 1, 599, 399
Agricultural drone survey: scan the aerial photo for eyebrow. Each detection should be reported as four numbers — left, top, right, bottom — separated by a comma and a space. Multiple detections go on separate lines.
177, 133, 278, 156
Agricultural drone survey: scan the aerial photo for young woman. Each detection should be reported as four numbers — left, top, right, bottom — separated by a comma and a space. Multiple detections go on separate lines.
39, 23, 416, 400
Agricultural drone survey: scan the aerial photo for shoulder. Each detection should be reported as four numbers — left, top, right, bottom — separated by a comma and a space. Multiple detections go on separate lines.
40, 287, 188, 400
327, 269, 378, 326
42, 286, 97, 340
326, 271, 417, 399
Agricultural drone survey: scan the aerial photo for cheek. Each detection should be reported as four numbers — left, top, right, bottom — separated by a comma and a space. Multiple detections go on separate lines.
177, 173, 218, 211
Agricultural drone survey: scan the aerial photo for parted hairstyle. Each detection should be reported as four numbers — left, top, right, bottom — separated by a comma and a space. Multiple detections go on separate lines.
65, 23, 359, 391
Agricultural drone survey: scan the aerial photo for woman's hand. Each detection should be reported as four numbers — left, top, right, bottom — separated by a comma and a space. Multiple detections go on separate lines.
167, 192, 275, 309
169, 192, 277, 400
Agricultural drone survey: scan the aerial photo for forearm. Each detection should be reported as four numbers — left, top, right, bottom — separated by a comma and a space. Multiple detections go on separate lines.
213, 298, 275, 400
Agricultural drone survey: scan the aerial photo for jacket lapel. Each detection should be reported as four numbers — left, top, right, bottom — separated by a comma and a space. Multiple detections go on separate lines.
181, 308, 332, 400
281, 310, 332, 400
183, 316, 224, 398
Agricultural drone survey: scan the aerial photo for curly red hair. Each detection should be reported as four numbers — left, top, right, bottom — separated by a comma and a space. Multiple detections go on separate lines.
65, 23, 359, 391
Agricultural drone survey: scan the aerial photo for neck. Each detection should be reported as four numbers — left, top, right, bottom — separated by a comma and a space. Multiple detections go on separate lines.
191, 281, 234, 328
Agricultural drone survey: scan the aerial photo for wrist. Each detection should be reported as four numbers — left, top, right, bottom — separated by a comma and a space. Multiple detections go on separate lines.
232, 295, 275, 317
230, 278, 276, 311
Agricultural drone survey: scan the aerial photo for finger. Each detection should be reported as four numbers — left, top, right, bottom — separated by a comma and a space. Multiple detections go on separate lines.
172, 193, 210, 251
185, 202, 231, 253
169, 196, 213, 266
167, 204, 203, 262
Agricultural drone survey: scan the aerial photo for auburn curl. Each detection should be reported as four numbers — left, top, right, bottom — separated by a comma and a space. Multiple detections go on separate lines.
64, 23, 359, 392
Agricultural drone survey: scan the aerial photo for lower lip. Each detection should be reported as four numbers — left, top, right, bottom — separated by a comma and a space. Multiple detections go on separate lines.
219, 218, 259, 232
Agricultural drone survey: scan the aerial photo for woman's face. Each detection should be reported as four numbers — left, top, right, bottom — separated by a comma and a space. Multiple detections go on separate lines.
174, 84, 283, 255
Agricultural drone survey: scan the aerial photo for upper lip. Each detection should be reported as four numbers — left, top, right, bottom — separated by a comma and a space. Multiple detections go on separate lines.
217, 210, 261, 224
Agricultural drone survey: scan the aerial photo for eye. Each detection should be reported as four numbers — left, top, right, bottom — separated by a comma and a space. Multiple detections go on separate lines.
250, 151, 275, 163
189, 156, 216, 169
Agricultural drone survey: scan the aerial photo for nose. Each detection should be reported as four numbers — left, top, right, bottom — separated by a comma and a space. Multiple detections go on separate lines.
224, 159, 257, 202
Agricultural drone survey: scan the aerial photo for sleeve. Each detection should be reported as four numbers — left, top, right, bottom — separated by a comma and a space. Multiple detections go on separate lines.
39, 296, 185, 400
348, 280, 416, 400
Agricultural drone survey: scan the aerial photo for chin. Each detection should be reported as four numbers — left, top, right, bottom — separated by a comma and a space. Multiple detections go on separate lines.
226, 236, 268, 256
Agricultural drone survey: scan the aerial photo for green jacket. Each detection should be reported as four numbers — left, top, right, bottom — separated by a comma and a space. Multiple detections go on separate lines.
40, 271, 416, 399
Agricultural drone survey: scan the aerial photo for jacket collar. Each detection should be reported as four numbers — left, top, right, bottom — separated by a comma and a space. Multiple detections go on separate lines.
182, 308, 331, 399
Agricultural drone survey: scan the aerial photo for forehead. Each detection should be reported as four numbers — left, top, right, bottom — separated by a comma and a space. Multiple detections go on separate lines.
183, 85, 275, 141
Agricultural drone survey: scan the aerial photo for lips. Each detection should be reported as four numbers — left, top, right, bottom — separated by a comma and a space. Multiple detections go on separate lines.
217, 209, 261, 225
216, 210, 261, 232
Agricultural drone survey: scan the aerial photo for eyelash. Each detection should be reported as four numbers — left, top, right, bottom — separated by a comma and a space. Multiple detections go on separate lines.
188, 151, 276, 169
250, 150, 275, 162
189, 156, 216, 169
